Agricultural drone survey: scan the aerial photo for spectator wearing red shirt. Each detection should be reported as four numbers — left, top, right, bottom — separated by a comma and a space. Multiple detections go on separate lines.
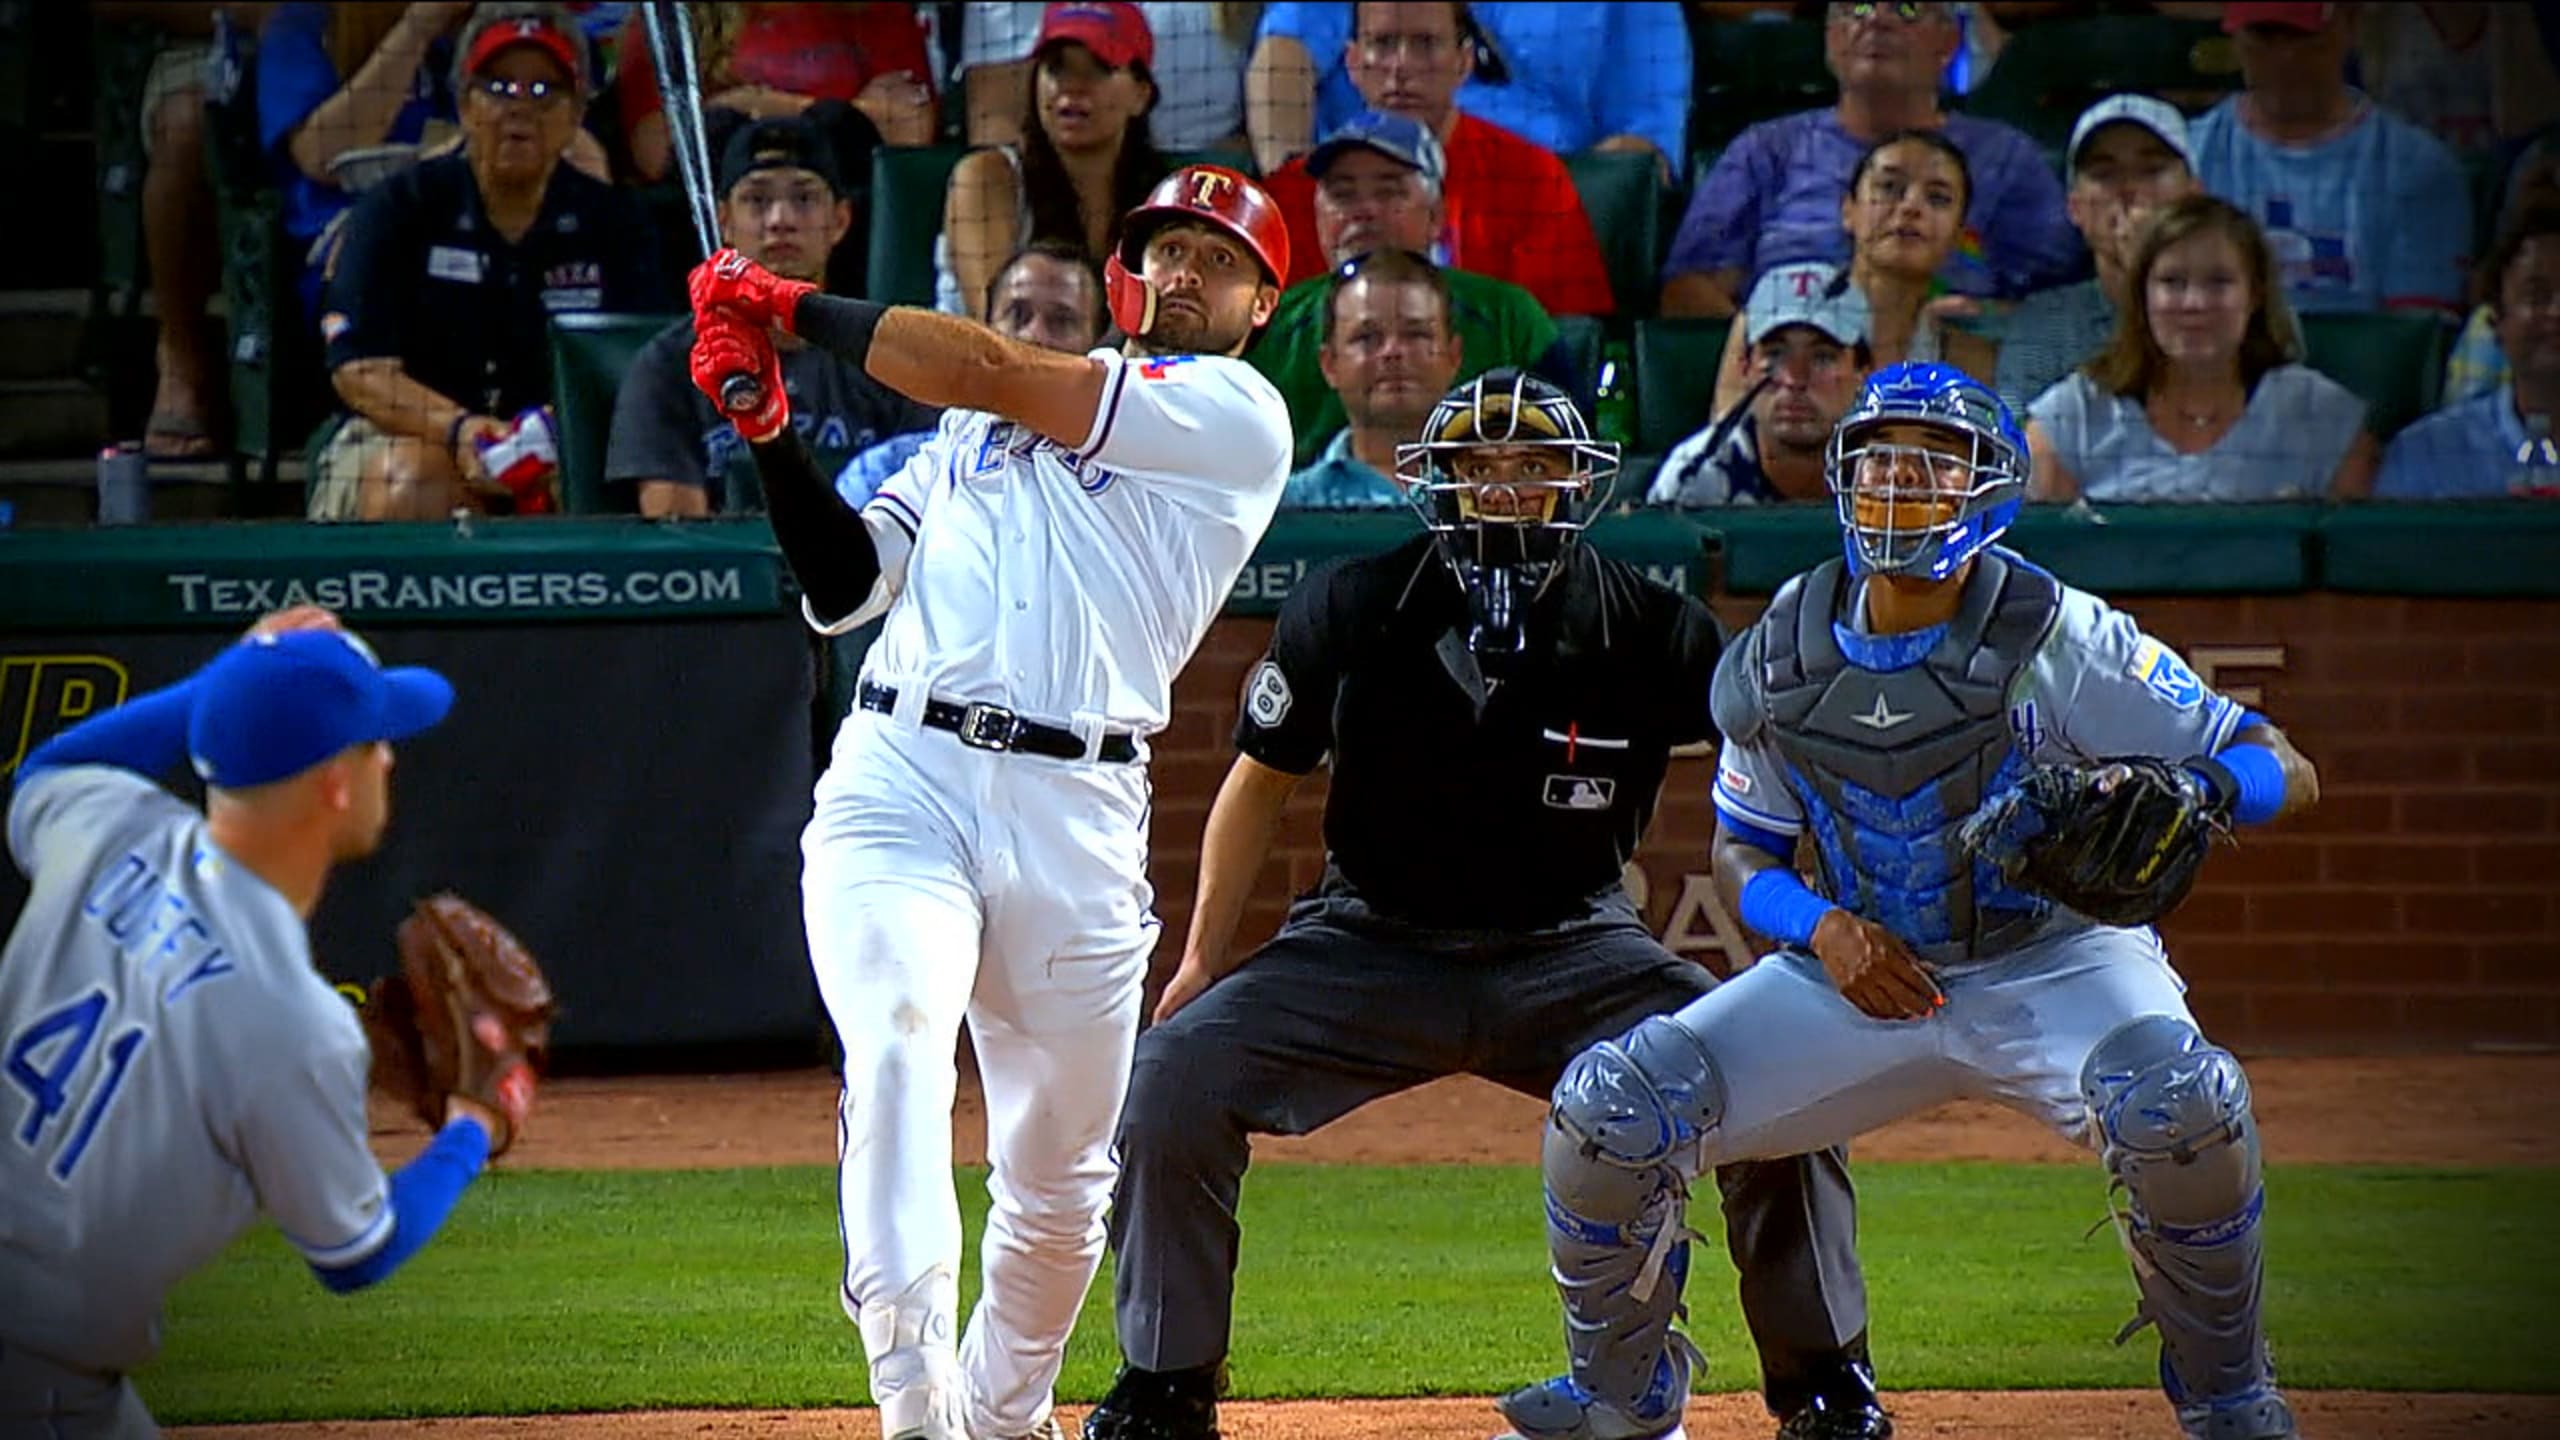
618, 1, 937, 182
1259, 1, 1614, 316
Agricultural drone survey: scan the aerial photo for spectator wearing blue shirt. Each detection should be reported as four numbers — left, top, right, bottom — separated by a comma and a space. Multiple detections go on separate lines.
1661, 0, 2081, 319
1283, 248, 1465, 508
2378, 206, 2560, 498
2187, 1, 2471, 318
1244, 2, 1689, 177
2026, 195, 2376, 503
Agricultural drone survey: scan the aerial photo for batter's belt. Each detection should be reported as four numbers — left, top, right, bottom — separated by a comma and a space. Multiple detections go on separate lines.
858, 680, 1140, 763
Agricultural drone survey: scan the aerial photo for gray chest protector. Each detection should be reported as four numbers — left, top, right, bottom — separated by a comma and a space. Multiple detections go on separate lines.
1712, 550, 2062, 965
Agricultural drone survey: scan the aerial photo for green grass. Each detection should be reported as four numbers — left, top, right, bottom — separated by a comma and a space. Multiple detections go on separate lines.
140, 1162, 2557, 1423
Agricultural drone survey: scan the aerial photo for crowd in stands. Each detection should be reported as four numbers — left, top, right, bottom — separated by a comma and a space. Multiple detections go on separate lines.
104, 0, 2560, 524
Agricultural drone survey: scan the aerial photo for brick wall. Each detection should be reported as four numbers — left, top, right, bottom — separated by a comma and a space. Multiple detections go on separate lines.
1149, 594, 2560, 1053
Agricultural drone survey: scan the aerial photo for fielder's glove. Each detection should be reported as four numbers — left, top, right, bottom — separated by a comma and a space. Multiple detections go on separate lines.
360, 894, 556, 1157
1956, 757, 2234, 928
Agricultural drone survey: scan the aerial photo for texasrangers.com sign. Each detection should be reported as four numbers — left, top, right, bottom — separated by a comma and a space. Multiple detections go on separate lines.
161, 565, 749, 619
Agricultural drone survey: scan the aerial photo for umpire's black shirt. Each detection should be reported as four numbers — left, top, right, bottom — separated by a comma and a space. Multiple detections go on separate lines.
322, 152, 667, 418
1238, 534, 1726, 932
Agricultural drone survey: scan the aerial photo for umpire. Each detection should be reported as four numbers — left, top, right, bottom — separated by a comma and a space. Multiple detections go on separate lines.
1084, 371, 1890, 1440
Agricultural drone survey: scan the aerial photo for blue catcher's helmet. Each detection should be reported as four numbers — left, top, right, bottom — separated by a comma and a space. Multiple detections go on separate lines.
1824, 362, 2027, 581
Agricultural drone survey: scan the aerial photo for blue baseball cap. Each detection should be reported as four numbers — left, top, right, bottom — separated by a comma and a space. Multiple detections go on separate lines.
1307, 110, 1446, 188
187, 630, 454, 789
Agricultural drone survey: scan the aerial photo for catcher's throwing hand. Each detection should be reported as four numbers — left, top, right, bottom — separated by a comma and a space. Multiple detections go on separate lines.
1810, 909, 1943, 1021
359, 894, 556, 1157
1957, 756, 2230, 928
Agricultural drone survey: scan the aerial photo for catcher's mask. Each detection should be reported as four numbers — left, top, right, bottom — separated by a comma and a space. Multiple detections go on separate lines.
1395, 368, 1620, 664
1825, 361, 2025, 582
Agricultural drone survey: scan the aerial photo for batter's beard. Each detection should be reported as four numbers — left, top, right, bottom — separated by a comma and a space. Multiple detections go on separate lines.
1140, 310, 1248, 357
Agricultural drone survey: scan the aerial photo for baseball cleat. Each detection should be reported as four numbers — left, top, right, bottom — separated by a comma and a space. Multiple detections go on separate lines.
1492, 1375, 1686, 1440
2175, 1386, 2298, 1440
1081, 1364, 1222, 1440
1774, 1392, 1894, 1440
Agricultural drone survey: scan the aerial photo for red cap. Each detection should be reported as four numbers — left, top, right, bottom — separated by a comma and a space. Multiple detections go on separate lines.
464, 14, 584, 82
1035, 2, 1154, 71
2222, 2, 2338, 33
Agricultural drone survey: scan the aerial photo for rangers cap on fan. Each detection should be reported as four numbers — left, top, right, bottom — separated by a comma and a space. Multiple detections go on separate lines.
1745, 263, 1870, 347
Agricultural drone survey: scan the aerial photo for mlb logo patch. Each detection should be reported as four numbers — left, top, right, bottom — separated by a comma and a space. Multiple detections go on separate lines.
1544, 775, 1616, 811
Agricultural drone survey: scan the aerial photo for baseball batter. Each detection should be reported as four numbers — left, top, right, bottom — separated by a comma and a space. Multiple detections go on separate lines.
683, 165, 1295, 1440
1501, 364, 2320, 1440
0, 610, 515, 1438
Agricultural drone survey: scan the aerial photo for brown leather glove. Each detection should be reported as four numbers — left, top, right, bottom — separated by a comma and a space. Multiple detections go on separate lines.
360, 894, 556, 1156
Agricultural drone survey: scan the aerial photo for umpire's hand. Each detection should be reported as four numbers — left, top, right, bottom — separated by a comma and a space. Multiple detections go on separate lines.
1809, 910, 1943, 1022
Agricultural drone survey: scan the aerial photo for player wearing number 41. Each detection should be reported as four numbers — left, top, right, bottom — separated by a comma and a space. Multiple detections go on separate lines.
0, 607, 520, 1439
1501, 363, 2322, 1440
682, 164, 1294, 1440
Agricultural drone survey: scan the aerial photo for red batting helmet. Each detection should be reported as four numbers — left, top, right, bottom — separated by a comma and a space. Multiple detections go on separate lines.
1104, 164, 1290, 339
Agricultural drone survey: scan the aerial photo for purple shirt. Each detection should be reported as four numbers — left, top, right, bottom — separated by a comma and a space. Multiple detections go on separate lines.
1665, 109, 2084, 300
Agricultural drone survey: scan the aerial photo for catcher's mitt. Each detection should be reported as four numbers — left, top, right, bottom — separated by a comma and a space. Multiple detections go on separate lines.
359, 894, 555, 1156
1955, 757, 2233, 928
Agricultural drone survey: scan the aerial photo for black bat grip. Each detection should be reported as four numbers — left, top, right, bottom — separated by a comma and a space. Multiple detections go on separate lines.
719, 372, 764, 416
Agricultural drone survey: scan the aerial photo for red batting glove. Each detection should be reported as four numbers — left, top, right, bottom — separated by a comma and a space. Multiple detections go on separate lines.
688, 247, 817, 334
689, 310, 789, 444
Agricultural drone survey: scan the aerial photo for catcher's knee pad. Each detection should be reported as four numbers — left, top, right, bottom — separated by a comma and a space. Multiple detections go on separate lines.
1552, 1015, 1725, 1174
2082, 1014, 2259, 1229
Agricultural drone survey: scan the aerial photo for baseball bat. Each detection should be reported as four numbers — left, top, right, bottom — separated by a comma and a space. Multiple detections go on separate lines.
641, 0, 762, 418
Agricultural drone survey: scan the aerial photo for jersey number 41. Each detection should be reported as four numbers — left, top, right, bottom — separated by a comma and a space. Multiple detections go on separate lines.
6, 988, 149, 1183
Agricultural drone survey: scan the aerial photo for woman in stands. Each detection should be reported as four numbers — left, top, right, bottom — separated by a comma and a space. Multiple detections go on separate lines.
2026, 194, 2377, 502
1709, 128, 1994, 415
937, 1, 1168, 320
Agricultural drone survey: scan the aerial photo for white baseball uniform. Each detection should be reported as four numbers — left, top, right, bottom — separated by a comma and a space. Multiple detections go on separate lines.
802, 347, 1291, 1437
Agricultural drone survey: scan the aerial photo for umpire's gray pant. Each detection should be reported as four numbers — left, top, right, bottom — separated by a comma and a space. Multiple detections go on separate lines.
0, 1339, 156, 1440
1105, 890, 1871, 1413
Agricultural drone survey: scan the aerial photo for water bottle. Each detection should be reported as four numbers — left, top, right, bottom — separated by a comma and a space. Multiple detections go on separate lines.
96, 442, 150, 526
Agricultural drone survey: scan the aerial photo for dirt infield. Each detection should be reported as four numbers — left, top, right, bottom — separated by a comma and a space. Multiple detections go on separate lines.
373, 1054, 2560, 1171
212, 1055, 2549, 1440
174, 1391, 2560, 1440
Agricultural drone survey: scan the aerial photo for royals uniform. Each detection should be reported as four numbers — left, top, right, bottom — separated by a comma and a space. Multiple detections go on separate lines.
0, 768, 388, 1434
802, 346, 1291, 1439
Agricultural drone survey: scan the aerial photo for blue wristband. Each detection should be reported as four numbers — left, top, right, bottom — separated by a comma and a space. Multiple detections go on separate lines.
2190, 743, 2288, 826
1740, 867, 1839, 948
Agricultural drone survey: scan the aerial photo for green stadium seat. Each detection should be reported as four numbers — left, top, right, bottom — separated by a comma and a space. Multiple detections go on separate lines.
867, 143, 970, 308
1960, 15, 2237, 153
2297, 312, 2452, 442
1552, 313, 1605, 401
1633, 316, 1732, 457
1168, 146, 1255, 176
547, 312, 682, 514
1564, 148, 1663, 319
1690, 18, 1832, 155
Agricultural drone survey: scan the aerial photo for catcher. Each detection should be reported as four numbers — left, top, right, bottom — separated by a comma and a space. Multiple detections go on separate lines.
1496, 364, 2321, 1440
0, 606, 550, 1438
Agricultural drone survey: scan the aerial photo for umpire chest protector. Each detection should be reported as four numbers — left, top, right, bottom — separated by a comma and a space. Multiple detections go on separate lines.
1712, 549, 2062, 964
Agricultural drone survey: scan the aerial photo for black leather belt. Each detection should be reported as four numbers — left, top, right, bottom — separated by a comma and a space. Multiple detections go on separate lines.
858, 680, 1138, 763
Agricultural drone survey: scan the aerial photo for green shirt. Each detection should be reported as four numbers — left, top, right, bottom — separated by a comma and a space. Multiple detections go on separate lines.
1248, 267, 1565, 468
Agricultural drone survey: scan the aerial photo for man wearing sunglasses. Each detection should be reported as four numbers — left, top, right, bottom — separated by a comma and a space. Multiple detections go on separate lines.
312, 3, 669, 521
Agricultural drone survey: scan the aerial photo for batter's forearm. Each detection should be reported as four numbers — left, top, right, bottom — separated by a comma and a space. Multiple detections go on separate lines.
749, 429, 881, 625
795, 294, 1105, 450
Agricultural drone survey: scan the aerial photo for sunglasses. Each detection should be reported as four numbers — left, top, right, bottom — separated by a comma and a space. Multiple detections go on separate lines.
1831, 2, 1939, 24
471, 75, 573, 106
